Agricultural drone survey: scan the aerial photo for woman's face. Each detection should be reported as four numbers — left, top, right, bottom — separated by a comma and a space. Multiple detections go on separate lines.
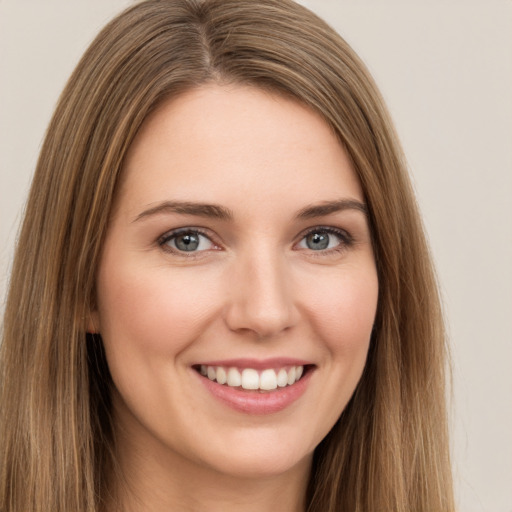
92, 84, 378, 480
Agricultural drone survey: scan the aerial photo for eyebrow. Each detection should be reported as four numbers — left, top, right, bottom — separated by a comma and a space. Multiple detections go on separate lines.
133, 201, 234, 222
132, 198, 367, 223
295, 199, 368, 219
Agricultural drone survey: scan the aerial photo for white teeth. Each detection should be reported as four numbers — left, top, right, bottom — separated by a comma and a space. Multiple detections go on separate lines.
260, 369, 278, 390
241, 369, 259, 390
199, 365, 305, 390
207, 366, 216, 381
277, 368, 288, 387
227, 367, 242, 387
216, 366, 227, 385
287, 366, 296, 385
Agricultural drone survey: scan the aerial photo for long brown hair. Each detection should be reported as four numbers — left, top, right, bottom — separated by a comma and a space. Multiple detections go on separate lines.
0, 1, 454, 510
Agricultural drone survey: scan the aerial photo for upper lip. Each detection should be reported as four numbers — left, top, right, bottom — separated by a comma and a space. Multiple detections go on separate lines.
193, 357, 313, 370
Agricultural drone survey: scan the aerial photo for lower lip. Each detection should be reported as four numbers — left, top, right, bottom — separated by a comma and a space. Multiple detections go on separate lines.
195, 369, 313, 415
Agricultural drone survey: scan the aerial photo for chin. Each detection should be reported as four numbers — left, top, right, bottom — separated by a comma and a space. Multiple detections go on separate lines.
186, 424, 316, 480
206, 448, 312, 481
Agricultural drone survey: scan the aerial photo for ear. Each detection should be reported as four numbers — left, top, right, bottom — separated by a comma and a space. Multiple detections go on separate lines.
86, 309, 101, 334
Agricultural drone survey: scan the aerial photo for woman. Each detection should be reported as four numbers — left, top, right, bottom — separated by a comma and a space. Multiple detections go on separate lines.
0, 0, 454, 510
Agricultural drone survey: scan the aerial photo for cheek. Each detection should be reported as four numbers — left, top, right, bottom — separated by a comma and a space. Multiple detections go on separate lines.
304, 265, 378, 359
96, 262, 223, 358
307, 265, 378, 423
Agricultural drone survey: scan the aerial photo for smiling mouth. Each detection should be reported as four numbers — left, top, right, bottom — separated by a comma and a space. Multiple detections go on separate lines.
193, 364, 310, 392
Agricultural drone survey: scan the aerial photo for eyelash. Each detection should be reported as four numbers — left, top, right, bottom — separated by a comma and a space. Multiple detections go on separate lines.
158, 227, 218, 257
297, 226, 354, 257
157, 226, 354, 257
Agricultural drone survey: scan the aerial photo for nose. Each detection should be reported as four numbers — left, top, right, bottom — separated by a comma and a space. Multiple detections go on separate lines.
223, 249, 299, 339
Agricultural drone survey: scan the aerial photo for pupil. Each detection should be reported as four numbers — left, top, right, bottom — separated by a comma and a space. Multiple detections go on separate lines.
307, 232, 329, 250
176, 233, 199, 251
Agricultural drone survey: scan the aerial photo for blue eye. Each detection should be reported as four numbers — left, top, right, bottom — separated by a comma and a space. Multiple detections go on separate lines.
160, 230, 214, 253
297, 228, 350, 252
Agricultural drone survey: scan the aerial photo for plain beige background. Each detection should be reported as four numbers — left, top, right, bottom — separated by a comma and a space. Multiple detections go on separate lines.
1, 1, 511, 511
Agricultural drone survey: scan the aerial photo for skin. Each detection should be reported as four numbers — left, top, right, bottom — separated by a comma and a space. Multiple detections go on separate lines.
91, 84, 379, 512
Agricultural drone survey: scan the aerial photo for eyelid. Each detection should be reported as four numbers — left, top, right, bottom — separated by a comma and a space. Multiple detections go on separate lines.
294, 225, 354, 253
157, 227, 221, 255
156, 225, 354, 257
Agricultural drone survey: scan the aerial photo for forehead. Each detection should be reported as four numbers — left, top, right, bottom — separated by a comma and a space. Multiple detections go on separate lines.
117, 84, 363, 218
